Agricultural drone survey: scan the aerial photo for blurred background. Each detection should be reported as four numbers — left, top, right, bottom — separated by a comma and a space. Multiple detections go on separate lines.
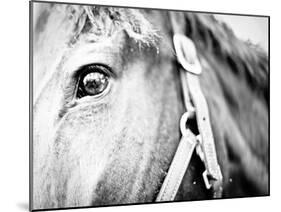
214, 15, 268, 52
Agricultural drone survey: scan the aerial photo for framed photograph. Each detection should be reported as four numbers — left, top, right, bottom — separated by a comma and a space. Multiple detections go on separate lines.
30, 0, 269, 211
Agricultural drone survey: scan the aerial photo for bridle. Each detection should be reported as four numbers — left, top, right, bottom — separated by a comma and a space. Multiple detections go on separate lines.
155, 13, 223, 202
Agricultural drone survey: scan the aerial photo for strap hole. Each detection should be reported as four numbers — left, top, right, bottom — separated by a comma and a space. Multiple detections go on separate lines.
186, 115, 199, 135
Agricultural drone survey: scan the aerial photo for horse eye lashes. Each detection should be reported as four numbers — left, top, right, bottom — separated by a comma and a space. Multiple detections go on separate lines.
76, 64, 112, 77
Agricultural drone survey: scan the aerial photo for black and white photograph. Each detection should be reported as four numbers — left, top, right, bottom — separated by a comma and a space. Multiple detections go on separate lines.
30, 0, 269, 211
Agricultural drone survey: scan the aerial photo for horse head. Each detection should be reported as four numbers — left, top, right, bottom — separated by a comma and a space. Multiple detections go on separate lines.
32, 3, 268, 209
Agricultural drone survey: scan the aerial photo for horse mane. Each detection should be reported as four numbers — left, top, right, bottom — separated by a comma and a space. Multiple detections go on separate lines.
181, 13, 269, 196
184, 13, 268, 102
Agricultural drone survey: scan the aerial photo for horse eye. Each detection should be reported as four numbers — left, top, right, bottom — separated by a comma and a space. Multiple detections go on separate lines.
76, 65, 110, 98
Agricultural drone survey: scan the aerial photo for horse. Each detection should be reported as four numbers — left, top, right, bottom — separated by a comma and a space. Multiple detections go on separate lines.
31, 2, 269, 210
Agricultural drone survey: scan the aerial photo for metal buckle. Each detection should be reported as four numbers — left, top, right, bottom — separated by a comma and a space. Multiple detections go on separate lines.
180, 111, 221, 191
203, 170, 212, 189
173, 34, 202, 75
202, 168, 223, 190
196, 135, 223, 192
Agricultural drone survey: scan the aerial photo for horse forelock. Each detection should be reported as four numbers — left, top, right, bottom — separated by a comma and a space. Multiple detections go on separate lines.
34, 3, 160, 49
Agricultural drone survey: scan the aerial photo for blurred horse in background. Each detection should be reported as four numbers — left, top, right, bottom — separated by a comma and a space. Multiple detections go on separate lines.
32, 2, 268, 210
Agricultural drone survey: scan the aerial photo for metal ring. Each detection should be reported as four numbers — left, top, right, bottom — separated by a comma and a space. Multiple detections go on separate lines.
180, 110, 195, 136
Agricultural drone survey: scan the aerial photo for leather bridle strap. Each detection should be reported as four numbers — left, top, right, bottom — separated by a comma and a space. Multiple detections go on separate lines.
156, 13, 223, 202
156, 125, 198, 201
